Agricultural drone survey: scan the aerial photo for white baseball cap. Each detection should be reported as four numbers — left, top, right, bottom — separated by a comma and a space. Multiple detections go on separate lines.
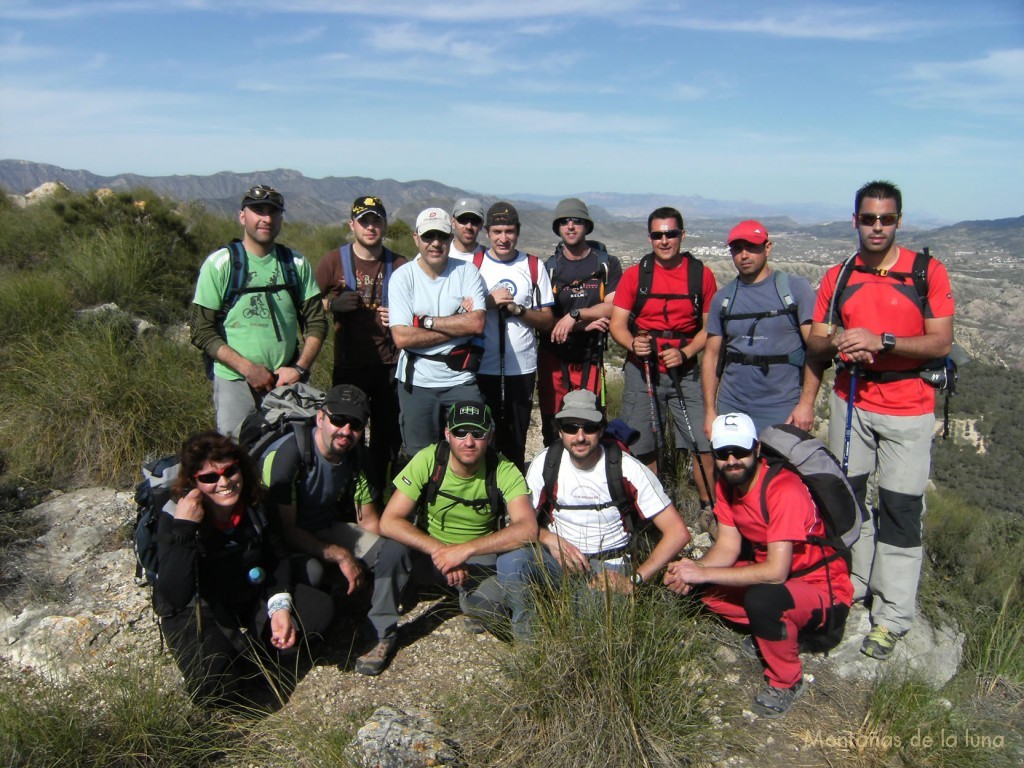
710, 413, 758, 450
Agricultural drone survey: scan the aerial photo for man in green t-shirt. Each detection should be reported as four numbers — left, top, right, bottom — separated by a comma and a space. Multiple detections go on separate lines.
372, 401, 538, 671
189, 185, 328, 437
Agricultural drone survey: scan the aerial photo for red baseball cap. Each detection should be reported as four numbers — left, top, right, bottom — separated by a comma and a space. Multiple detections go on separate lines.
727, 220, 769, 246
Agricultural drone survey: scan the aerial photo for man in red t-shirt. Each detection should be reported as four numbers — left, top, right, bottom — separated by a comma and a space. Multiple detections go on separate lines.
665, 413, 853, 719
610, 206, 717, 506
315, 196, 408, 490
807, 180, 954, 661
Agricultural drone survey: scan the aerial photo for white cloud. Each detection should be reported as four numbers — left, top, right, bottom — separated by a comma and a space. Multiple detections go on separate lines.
898, 48, 1024, 117
658, 5, 925, 41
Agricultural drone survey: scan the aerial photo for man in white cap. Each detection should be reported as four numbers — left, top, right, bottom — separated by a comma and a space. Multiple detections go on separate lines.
500, 389, 689, 638
702, 220, 823, 439
389, 208, 488, 456
664, 412, 853, 719
449, 197, 486, 260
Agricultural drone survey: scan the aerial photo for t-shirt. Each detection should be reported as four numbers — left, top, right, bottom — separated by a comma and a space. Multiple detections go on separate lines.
314, 246, 407, 368
612, 253, 718, 373
193, 245, 321, 380
812, 246, 955, 416
261, 428, 376, 533
714, 458, 853, 603
393, 444, 529, 545
475, 249, 555, 376
525, 446, 670, 556
389, 257, 488, 388
706, 272, 814, 414
540, 247, 623, 361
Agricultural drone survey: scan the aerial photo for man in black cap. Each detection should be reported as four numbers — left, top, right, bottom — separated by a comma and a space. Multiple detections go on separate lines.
315, 196, 407, 489
539, 198, 623, 445
260, 384, 398, 676
190, 184, 328, 437
378, 400, 538, 641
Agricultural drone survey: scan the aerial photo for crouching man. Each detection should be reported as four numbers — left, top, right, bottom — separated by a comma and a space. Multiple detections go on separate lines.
664, 413, 853, 719
378, 401, 538, 640
500, 390, 690, 639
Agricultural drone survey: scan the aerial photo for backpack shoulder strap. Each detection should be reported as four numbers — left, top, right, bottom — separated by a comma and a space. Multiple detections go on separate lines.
275, 244, 303, 312
539, 442, 565, 520
484, 447, 505, 523
603, 442, 632, 521
527, 253, 541, 306
719, 277, 741, 323
597, 247, 609, 301
472, 250, 485, 270
758, 458, 785, 526
339, 243, 355, 290
911, 248, 931, 312
223, 240, 249, 312
824, 253, 859, 329
688, 253, 705, 331
629, 253, 656, 326
381, 247, 396, 306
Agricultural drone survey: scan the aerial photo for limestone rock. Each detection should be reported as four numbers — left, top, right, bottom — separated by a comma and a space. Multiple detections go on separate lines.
347, 706, 463, 768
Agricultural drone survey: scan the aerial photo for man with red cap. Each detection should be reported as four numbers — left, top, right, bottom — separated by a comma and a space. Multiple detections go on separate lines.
702, 219, 823, 439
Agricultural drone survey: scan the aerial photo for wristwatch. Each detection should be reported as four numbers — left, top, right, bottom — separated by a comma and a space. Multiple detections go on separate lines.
880, 332, 896, 354
510, 303, 524, 317
423, 316, 435, 331
293, 364, 310, 383
570, 309, 582, 321
629, 571, 645, 587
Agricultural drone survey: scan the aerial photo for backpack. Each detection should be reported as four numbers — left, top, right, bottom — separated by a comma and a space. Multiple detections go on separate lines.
547, 241, 611, 302
237, 382, 325, 472
715, 271, 804, 378
473, 249, 541, 308
204, 240, 305, 379
629, 252, 706, 338
416, 442, 506, 528
338, 243, 397, 307
537, 418, 644, 531
754, 424, 860, 577
133, 455, 181, 586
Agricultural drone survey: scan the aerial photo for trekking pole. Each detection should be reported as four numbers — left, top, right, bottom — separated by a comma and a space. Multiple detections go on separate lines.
638, 330, 662, 454
498, 308, 507, 416
667, 365, 714, 508
842, 363, 859, 475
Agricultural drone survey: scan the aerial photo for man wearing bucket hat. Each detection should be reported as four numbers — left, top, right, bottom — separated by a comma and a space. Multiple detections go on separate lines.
538, 199, 623, 445
664, 412, 853, 718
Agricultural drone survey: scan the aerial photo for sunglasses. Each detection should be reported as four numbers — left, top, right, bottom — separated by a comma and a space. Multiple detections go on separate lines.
194, 463, 241, 484
243, 185, 284, 207
649, 230, 682, 241
559, 421, 602, 435
456, 215, 482, 226
856, 213, 899, 227
326, 412, 365, 431
712, 445, 755, 461
420, 230, 452, 243
451, 426, 488, 439
558, 217, 587, 227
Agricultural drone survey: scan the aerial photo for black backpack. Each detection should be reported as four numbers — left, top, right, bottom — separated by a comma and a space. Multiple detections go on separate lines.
547, 241, 611, 300
629, 252, 706, 336
132, 455, 180, 586
416, 442, 506, 528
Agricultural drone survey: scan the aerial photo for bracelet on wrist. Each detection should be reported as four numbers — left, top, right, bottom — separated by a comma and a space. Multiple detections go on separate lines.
267, 592, 293, 618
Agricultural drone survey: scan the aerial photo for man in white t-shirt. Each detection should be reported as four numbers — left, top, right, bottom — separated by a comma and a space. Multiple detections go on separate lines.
474, 201, 555, 470
498, 390, 690, 637
389, 208, 488, 456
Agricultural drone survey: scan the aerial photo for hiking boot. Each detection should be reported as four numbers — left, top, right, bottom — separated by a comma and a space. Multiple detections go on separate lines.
740, 635, 761, 661
751, 679, 806, 719
462, 616, 487, 635
697, 504, 718, 540
861, 625, 902, 660
354, 638, 397, 676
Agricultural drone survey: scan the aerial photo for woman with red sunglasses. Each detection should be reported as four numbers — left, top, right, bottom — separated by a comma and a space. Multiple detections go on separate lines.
153, 430, 329, 709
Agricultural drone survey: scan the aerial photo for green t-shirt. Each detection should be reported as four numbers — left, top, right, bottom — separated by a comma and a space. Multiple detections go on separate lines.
193, 245, 320, 380
394, 444, 529, 545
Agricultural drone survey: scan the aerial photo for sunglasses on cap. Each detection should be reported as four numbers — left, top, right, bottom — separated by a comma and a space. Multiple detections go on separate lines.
325, 412, 365, 431
243, 185, 283, 206
712, 445, 755, 461
451, 426, 488, 439
559, 421, 602, 435
194, 463, 241, 484
856, 213, 899, 227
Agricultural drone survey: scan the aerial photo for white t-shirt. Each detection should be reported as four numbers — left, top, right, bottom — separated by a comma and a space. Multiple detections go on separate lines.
475, 249, 555, 375
525, 446, 671, 555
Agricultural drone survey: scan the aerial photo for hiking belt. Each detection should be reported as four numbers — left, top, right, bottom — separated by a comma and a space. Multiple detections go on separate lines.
644, 329, 691, 340
587, 544, 631, 561
722, 349, 805, 376
850, 367, 925, 384
403, 345, 483, 392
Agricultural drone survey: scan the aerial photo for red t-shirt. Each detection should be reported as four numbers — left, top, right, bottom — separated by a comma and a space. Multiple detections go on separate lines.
613, 253, 718, 373
715, 459, 853, 604
813, 247, 955, 416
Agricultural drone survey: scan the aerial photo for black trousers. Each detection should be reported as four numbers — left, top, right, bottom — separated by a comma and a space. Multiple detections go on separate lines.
476, 372, 536, 473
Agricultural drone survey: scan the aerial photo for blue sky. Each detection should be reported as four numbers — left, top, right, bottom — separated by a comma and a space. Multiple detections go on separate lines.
1, 0, 1021, 223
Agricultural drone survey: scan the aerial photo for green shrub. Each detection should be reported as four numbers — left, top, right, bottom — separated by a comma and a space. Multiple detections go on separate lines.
454, 579, 718, 768
0, 319, 211, 486
0, 199, 66, 270
0, 269, 73, 340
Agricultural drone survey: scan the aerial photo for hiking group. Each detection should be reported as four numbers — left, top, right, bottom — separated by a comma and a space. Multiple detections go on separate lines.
142, 179, 954, 717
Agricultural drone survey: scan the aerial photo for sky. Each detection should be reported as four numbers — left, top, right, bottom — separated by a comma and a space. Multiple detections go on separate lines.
0, 0, 1022, 224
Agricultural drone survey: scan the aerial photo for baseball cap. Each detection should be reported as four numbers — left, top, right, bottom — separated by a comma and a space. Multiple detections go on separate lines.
240, 184, 284, 211
727, 220, 769, 246
322, 385, 370, 423
710, 413, 758, 451
415, 207, 453, 236
351, 196, 387, 220
485, 201, 520, 228
447, 401, 493, 431
555, 390, 603, 424
453, 197, 485, 220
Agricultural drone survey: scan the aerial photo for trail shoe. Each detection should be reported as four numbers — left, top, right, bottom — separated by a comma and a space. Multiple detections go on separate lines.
462, 615, 487, 635
741, 635, 761, 661
697, 503, 719, 540
354, 638, 397, 676
861, 625, 902, 660
751, 679, 806, 719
